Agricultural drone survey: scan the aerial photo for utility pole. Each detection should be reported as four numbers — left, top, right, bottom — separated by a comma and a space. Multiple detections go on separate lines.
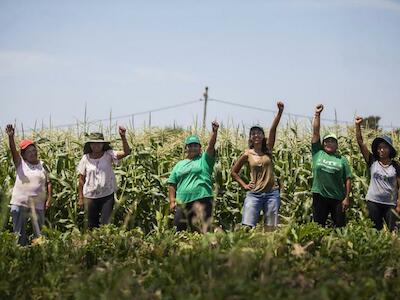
149, 111, 152, 128
202, 86, 208, 132
334, 109, 338, 136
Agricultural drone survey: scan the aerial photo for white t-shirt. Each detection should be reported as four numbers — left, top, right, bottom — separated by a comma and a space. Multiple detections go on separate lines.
77, 150, 119, 199
366, 158, 399, 206
10, 159, 48, 210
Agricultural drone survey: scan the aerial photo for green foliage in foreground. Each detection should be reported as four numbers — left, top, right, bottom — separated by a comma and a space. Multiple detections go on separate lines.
1, 221, 400, 300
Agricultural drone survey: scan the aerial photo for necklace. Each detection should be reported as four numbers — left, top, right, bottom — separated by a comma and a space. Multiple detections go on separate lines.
378, 160, 391, 168
250, 151, 265, 167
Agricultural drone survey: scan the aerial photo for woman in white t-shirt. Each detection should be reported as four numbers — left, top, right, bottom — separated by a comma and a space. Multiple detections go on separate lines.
77, 126, 131, 229
355, 117, 400, 230
6, 124, 52, 245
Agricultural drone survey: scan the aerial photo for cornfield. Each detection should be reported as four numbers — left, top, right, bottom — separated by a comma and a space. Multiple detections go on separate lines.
0, 123, 399, 299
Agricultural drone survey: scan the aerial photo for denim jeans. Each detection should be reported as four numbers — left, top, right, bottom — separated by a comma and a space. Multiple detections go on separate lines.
10, 205, 45, 246
241, 189, 280, 227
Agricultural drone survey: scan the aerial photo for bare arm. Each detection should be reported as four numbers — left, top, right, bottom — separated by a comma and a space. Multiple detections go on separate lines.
78, 174, 86, 209
231, 152, 253, 190
268, 101, 284, 150
115, 126, 131, 159
168, 184, 177, 212
312, 104, 324, 144
355, 117, 370, 164
45, 181, 52, 210
396, 177, 400, 214
6, 124, 21, 167
206, 121, 219, 157
342, 178, 351, 212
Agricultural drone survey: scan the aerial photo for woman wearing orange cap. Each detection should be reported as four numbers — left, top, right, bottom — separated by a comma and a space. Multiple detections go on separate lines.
6, 124, 52, 245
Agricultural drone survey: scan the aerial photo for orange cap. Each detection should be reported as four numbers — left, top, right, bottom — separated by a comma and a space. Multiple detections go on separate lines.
19, 139, 35, 150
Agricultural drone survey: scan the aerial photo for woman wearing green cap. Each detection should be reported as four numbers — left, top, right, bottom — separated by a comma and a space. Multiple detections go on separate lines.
355, 116, 400, 230
77, 126, 131, 229
231, 101, 284, 229
168, 121, 219, 233
311, 104, 352, 227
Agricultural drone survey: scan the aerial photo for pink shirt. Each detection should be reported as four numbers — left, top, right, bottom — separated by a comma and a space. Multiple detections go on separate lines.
10, 159, 48, 210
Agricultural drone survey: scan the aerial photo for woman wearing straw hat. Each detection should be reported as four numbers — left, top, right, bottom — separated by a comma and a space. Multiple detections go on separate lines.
5, 124, 52, 245
77, 126, 131, 229
355, 116, 400, 230
168, 121, 219, 233
311, 104, 352, 227
231, 101, 284, 230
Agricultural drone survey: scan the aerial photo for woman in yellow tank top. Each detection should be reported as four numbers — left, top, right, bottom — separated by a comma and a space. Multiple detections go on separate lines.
231, 102, 284, 229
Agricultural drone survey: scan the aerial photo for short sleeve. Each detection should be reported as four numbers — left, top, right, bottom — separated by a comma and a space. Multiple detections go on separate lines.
203, 151, 215, 166
311, 140, 323, 155
168, 164, 178, 185
107, 150, 119, 166
342, 157, 352, 179
77, 156, 87, 175
41, 162, 51, 182
393, 161, 400, 177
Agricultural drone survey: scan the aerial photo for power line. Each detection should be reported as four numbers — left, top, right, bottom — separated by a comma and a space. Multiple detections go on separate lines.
35, 99, 204, 130
85, 99, 203, 125
17, 96, 399, 132
209, 98, 398, 129
209, 98, 351, 124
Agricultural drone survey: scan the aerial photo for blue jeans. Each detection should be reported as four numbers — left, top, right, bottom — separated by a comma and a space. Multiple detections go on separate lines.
10, 205, 45, 246
241, 189, 280, 227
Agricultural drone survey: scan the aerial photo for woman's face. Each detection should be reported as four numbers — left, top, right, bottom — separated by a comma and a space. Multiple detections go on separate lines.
323, 138, 338, 154
377, 142, 390, 160
250, 128, 265, 145
186, 143, 201, 159
22, 145, 38, 164
90, 142, 104, 153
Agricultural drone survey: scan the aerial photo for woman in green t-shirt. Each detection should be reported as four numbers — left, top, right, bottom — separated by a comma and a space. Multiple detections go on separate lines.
167, 121, 219, 233
311, 104, 352, 227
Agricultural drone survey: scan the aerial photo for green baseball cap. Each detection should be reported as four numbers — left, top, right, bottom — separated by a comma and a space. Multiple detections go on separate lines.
322, 133, 338, 141
185, 135, 201, 145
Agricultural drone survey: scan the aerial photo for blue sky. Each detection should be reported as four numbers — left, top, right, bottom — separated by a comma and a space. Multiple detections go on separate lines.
1, 0, 399, 131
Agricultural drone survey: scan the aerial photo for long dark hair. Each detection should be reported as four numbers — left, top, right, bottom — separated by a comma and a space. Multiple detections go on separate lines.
248, 128, 272, 156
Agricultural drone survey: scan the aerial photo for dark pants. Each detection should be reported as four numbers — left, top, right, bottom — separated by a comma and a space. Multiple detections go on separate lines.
174, 198, 213, 233
367, 201, 396, 231
312, 193, 346, 227
86, 193, 115, 229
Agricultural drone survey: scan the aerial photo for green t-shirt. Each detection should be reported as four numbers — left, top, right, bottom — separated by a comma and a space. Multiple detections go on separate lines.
311, 141, 352, 200
168, 152, 215, 204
